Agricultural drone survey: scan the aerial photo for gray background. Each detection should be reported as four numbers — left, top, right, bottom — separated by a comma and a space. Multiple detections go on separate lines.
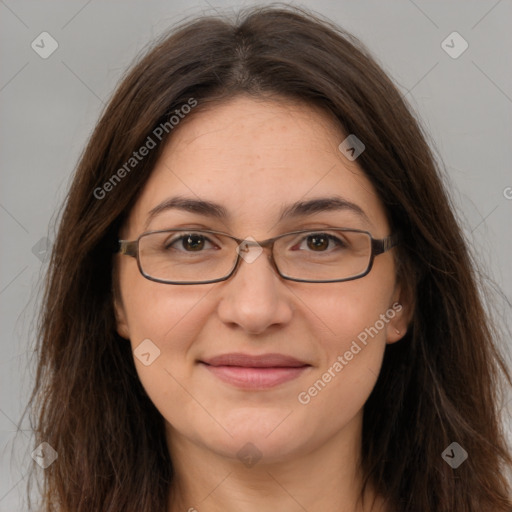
1, 0, 511, 509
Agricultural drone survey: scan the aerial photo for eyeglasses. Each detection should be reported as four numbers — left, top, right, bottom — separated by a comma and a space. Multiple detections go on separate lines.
117, 228, 399, 285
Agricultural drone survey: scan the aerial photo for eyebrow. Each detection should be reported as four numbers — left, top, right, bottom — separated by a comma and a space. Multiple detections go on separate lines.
143, 195, 371, 231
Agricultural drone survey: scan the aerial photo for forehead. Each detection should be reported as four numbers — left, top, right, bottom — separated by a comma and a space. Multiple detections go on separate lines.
125, 96, 389, 236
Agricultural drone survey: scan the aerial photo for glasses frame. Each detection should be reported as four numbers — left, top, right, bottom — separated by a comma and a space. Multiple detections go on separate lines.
116, 227, 399, 285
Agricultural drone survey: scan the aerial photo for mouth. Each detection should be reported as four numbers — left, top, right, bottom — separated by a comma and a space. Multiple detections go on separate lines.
198, 353, 311, 389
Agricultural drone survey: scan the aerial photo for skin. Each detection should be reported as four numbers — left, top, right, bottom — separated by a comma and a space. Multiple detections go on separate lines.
114, 95, 410, 512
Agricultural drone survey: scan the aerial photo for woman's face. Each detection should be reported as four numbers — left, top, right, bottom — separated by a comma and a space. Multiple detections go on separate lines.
114, 95, 407, 465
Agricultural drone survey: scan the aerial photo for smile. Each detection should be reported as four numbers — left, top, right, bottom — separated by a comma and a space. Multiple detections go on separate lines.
198, 353, 311, 390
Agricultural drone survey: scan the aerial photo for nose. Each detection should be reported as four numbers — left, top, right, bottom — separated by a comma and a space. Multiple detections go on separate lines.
216, 245, 294, 335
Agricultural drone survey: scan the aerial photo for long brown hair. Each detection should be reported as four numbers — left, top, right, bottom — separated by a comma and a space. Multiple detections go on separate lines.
27, 4, 512, 511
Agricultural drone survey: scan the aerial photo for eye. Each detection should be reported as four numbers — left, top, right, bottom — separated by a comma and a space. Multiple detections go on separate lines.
165, 233, 217, 252
296, 233, 347, 252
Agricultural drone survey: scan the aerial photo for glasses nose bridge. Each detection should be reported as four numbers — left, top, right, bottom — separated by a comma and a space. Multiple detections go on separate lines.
235, 232, 275, 245
232, 235, 281, 277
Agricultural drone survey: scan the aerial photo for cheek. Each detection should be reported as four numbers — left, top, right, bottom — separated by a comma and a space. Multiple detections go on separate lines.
298, 272, 396, 409
122, 286, 218, 438
118, 265, 213, 391
311, 261, 396, 344
119, 257, 210, 346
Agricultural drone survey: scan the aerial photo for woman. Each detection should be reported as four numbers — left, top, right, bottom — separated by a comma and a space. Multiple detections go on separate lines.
28, 5, 512, 511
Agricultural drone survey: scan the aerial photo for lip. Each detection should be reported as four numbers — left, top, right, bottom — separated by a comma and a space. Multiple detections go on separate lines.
199, 353, 311, 389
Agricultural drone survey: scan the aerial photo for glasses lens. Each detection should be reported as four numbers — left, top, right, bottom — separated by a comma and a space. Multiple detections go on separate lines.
274, 230, 372, 281
138, 230, 238, 283
137, 229, 372, 283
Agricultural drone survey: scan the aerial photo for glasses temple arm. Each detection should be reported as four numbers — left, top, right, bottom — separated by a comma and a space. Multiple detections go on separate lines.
117, 240, 138, 257
372, 233, 400, 255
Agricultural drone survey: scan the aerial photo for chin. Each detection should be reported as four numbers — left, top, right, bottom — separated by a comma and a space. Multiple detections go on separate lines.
202, 409, 315, 462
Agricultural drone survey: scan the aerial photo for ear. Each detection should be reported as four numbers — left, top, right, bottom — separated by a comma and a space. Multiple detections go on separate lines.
385, 283, 414, 344
112, 255, 131, 340
114, 295, 130, 340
